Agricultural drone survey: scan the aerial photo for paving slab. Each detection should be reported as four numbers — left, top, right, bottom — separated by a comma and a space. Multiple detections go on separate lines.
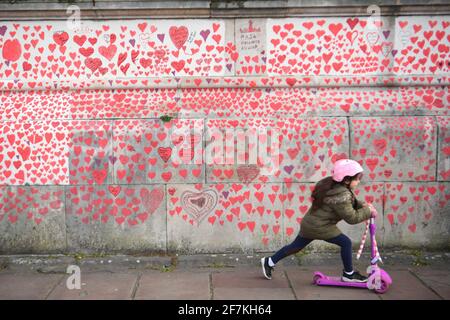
213, 288, 295, 300
135, 271, 210, 300
212, 268, 295, 300
410, 267, 450, 300
378, 270, 441, 300
47, 272, 138, 300
0, 273, 63, 300
212, 268, 289, 288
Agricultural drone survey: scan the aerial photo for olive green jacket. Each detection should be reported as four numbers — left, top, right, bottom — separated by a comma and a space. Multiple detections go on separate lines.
299, 184, 371, 240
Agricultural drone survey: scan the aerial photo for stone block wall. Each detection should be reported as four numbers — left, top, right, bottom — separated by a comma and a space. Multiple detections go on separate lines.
0, 15, 449, 254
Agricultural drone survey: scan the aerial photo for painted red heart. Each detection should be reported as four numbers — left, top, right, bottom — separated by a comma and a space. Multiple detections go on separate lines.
85, 58, 102, 72
158, 147, 172, 162
2, 39, 21, 62
171, 60, 185, 72
99, 44, 117, 61
169, 26, 189, 49
53, 31, 69, 46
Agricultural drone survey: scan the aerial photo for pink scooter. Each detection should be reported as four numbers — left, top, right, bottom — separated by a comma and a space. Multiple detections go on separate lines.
313, 217, 392, 294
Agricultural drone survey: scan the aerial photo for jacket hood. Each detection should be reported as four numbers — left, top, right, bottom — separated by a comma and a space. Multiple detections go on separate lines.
325, 183, 351, 196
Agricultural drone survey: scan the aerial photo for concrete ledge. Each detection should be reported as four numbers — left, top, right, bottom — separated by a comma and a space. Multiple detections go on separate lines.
0, 1, 449, 19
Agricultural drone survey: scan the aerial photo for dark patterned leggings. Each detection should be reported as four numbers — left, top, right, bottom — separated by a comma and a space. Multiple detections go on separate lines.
270, 233, 353, 272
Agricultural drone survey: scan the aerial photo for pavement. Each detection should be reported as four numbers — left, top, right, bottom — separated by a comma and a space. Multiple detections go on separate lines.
0, 250, 449, 300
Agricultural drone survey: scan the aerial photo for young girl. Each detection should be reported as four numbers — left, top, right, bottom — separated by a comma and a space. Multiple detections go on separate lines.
261, 159, 377, 282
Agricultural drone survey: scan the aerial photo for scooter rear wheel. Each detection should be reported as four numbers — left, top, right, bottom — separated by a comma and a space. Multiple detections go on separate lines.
312, 274, 323, 285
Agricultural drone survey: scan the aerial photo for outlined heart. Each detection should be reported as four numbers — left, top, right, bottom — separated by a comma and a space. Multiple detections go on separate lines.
180, 189, 218, 225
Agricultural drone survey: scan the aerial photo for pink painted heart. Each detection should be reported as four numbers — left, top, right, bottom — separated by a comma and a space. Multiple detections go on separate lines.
140, 187, 164, 214
236, 164, 260, 183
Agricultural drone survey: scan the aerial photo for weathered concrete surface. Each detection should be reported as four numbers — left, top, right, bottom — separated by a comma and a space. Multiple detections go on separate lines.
0, 186, 66, 254
65, 185, 167, 254
383, 182, 450, 248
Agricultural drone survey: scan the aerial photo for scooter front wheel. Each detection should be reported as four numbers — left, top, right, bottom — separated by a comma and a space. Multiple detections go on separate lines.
374, 279, 390, 294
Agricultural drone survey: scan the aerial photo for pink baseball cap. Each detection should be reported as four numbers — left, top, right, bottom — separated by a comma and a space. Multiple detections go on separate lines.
331, 159, 364, 182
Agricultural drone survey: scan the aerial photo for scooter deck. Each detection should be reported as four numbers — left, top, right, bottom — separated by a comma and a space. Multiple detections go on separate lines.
314, 275, 368, 288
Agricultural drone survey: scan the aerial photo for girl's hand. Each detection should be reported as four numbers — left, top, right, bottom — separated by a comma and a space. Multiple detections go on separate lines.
363, 202, 374, 209
365, 203, 377, 218
368, 205, 377, 218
